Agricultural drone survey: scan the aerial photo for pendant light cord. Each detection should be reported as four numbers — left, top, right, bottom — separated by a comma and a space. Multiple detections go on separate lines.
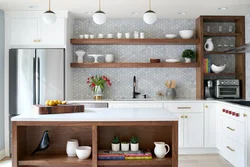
99, 0, 101, 11
49, 0, 51, 11
149, 0, 151, 10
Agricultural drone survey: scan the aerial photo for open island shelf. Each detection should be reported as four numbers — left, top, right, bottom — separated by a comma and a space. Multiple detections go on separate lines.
12, 109, 178, 167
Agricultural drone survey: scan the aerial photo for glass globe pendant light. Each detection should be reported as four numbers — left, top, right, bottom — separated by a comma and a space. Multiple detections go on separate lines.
143, 0, 157, 24
42, 0, 57, 24
93, 0, 106, 25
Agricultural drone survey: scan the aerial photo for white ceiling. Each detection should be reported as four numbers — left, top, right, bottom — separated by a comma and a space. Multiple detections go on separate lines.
0, 0, 250, 19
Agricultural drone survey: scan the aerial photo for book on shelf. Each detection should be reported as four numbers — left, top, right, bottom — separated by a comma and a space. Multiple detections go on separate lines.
98, 156, 125, 160
125, 156, 152, 160
203, 58, 211, 73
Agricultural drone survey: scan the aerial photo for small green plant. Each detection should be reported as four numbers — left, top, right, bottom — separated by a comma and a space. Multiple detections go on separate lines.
182, 49, 196, 60
130, 136, 139, 144
121, 141, 128, 144
112, 136, 120, 144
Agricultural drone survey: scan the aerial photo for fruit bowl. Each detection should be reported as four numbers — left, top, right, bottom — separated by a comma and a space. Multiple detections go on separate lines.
211, 64, 226, 73
179, 30, 194, 39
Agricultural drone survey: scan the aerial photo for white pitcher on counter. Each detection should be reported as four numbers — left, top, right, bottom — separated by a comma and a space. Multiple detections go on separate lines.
154, 142, 170, 159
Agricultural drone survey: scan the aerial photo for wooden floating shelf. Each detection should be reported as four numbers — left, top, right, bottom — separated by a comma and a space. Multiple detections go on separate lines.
203, 33, 241, 37
19, 155, 92, 166
204, 73, 242, 76
70, 38, 199, 45
204, 51, 238, 55
70, 62, 200, 68
98, 157, 172, 166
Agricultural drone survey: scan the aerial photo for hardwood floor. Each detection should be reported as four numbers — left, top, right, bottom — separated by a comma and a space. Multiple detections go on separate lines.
0, 154, 233, 167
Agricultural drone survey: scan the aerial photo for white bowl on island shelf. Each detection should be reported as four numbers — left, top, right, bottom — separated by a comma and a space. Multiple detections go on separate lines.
211, 64, 226, 73
76, 146, 91, 160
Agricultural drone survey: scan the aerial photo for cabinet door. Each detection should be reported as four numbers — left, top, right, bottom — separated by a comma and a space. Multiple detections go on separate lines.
204, 103, 217, 147
38, 18, 65, 45
246, 112, 250, 167
184, 113, 204, 147
11, 18, 38, 45
174, 113, 184, 147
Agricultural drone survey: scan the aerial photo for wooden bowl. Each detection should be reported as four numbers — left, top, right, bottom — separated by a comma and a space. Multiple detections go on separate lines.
150, 59, 160, 63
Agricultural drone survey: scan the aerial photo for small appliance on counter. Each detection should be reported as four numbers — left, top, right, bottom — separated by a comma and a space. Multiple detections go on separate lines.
204, 80, 214, 99
215, 79, 240, 99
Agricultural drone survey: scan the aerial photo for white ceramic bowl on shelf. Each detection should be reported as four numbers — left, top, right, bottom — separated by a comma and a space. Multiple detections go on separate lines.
76, 146, 92, 160
211, 64, 226, 73
179, 30, 194, 39
165, 34, 177, 39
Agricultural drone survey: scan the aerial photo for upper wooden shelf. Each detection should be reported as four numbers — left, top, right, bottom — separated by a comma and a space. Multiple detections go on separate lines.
70, 62, 200, 68
19, 155, 92, 166
70, 38, 199, 45
203, 33, 241, 37
204, 73, 242, 77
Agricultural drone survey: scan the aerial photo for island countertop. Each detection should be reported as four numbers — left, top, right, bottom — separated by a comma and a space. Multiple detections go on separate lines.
11, 108, 178, 122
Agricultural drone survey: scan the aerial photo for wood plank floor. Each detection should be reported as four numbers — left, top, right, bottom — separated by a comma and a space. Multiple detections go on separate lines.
0, 154, 233, 167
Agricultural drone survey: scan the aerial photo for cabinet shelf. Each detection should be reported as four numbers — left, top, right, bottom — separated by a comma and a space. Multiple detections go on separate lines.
70, 38, 199, 45
70, 62, 200, 68
98, 157, 172, 166
203, 33, 241, 37
204, 51, 239, 55
204, 73, 242, 77
19, 155, 92, 166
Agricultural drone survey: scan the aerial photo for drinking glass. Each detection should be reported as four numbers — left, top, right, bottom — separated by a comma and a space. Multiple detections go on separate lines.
217, 44, 222, 52
224, 44, 229, 51
218, 26, 223, 33
206, 26, 210, 33
228, 25, 233, 33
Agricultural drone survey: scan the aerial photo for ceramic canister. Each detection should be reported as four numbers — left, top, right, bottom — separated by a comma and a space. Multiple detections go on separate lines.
66, 139, 79, 157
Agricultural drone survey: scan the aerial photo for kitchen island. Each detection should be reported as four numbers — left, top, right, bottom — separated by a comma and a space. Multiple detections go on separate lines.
12, 108, 178, 167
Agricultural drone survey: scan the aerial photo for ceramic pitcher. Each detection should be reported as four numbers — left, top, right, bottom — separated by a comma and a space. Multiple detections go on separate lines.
204, 38, 214, 51
75, 50, 86, 63
154, 142, 170, 159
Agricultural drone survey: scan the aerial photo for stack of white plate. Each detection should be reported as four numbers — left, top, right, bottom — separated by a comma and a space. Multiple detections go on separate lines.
165, 59, 180, 63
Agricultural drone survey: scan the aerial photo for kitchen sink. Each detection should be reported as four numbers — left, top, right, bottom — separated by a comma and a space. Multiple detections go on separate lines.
113, 98, 155, 101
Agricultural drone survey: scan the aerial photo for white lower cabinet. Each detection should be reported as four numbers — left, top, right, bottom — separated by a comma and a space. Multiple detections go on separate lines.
204, 103, 217, 147
164, 102, 204, 148
109, 102, 163, 108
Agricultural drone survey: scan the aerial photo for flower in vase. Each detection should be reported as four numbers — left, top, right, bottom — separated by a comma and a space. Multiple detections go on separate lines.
86, 75, 112, 91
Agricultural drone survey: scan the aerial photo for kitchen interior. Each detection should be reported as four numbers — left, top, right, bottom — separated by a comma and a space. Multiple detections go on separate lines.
0, 0, 250, 167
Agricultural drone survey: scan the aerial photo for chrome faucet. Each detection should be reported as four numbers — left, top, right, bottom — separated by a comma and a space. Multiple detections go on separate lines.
133, 76, 140, 98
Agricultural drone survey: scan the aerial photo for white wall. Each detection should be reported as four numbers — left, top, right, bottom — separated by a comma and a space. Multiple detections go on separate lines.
246, 14, 250, 99
0, 9, 5, 150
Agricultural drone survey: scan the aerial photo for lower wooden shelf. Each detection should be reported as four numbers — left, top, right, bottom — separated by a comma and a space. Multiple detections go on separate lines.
204, 73, 242, 76
70, 62, 200, 68
98, 157, 172, 166
18, 155, 92, 166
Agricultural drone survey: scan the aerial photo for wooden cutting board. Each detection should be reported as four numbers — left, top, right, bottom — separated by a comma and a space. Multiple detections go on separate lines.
34, 104, 85, 114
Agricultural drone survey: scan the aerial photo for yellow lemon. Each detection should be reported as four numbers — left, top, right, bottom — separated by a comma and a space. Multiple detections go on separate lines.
57, 100, 61, 104
49, 101, 55, 106
62, 101, 67, 105
45, 100, 50, 106
53, 100, 58, 105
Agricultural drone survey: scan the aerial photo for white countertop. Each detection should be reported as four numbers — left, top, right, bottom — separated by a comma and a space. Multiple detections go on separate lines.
11, 108, 178, 122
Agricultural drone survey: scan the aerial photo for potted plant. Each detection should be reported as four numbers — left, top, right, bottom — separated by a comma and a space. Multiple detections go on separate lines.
121, 141, 129, 151
182, 49, 196, 63
111, 136, 120, 151
130, 136, 139, 151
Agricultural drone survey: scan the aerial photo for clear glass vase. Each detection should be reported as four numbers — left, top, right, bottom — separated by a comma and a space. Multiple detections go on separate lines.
93, 85, 104, 100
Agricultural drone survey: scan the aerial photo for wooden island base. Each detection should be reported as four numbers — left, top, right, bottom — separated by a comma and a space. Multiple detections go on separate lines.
12, 121, 178, 167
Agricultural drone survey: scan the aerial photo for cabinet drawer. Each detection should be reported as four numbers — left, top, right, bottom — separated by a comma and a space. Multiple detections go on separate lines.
221, 134, 245, 167
164, 103, 203, 113
221, 116, 245, 144
110, 102, 163, 108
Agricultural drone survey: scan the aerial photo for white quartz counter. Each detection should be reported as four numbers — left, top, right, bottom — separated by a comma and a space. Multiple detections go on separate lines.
11, 108, 178, 122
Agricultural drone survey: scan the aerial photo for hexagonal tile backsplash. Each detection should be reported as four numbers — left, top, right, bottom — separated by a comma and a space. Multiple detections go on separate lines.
72, 18, 237, 100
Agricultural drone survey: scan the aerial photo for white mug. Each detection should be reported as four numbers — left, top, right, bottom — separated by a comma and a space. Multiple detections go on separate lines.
107, 34, 113, 38
105, 54, 114, 63
117, 33, 122, 39
140, 32, 145, 39
66, 139, 79, 157
125, 33, 130, 39
98, 34, 104, 38
84, 34, 89, 39
79, 35, 84, 39
134, 31, 139, 39
90, 35, 95, 39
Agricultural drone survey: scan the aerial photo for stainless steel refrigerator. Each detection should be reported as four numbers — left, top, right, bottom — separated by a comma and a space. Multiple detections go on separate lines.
9, 48, 65, 155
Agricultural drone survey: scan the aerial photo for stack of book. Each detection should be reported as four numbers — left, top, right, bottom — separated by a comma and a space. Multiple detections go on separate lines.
204, 58, 211, 73
98, 149, 152, 160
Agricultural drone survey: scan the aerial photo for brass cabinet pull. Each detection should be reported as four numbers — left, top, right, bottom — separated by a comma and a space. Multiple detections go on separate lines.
226, 146, 235, 152
181, 116, 184, 118
37, 39, 41, 42
226, 126, 235, 131
33, 40, 37, 42
205, 105, 208, 108
177, 107, 191, 109
243, 113, 247, 117
184, 116, 188, 118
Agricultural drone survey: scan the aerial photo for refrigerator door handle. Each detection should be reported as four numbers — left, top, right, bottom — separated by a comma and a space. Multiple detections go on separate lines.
33, 57, 36, 105
38, 56, 40, 104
